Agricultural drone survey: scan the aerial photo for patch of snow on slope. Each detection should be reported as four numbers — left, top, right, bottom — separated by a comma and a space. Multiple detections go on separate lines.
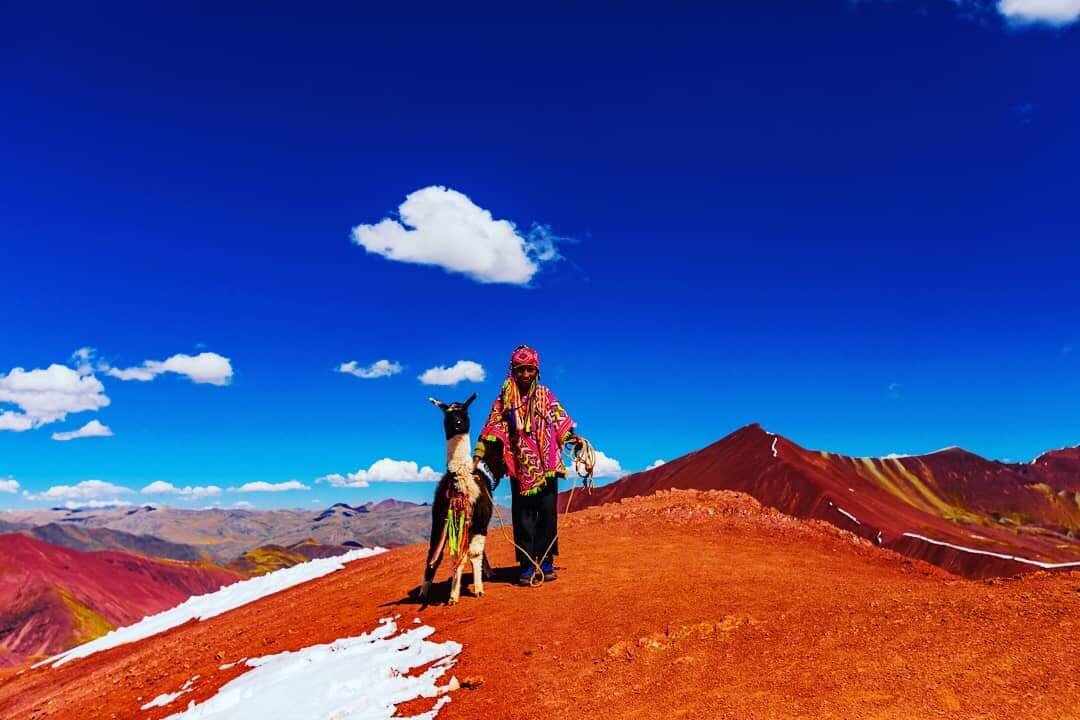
770, 437, 778, 458
39, 547, 386, 668
834, 506, 861, 525
162, 617, 460, 720
143, 676, 200, 709
902, 533, 1080, 570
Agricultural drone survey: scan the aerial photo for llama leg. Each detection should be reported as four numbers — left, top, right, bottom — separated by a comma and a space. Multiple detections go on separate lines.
449, 560, 464, 605
469, 534, 487, 597
420, 511, 448, 601
420, 553, 440, 600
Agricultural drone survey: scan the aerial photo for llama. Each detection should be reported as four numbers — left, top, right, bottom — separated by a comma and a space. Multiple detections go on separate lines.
420, 393, 495, 605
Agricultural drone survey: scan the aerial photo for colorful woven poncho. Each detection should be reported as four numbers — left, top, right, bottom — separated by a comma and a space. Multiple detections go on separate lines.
475, 375, 575, 496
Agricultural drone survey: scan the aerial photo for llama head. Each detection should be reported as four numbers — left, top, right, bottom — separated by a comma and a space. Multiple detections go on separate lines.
429, 393, 477, 439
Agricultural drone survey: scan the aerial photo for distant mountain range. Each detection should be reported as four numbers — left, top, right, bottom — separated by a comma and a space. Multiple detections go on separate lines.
564, 424, 1080, 578
1, 499, 432, 563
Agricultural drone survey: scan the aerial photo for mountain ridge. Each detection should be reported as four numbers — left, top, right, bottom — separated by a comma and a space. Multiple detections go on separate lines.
563, 423, 1080, 578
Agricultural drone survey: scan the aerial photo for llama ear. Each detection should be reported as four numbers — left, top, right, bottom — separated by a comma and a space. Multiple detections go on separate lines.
464, 392, 477, 408
429, 397, 448, 411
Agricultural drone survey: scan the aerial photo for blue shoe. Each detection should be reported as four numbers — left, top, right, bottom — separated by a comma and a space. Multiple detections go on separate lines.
541, 560, 557, 581
518, 565, 537, 586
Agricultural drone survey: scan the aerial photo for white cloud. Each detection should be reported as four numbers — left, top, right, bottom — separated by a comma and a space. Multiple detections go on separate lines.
29, 479, 133, 501
997, 0, 1080, 25
593, 450, 626, 479
0, 364, 110, 432
235, 480, 310, 493
104, 352, 233, 386
63, 499, 133, 509
646, 459, 666, 470
351, 186, 562, 285
51, 419, 114, 442
337, 360, 403, 379
318, 458, 442, 488
0, 477, 19, 493
418, 360, 486, 386
141, 481, 223, 499
71, 347, 96, 376
233, 501, 255, 509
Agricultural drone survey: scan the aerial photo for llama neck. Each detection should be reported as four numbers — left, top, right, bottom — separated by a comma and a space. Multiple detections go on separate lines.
446, 433, 472, 475
446, 433, 479, 503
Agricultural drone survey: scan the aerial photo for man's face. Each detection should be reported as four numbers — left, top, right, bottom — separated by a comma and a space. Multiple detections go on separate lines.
512, 365, 538, 385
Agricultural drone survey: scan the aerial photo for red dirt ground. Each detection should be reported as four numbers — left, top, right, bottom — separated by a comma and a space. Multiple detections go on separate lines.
1, 490, 1077, 720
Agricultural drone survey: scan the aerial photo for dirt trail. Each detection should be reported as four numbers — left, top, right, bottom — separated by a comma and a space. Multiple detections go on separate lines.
1, 490, 1077, 720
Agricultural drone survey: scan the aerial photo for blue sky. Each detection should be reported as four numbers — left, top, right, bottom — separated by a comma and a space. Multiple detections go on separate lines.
2, 2, 1078, 510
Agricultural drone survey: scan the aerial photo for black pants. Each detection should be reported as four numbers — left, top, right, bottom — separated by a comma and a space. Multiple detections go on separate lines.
511, 475, 559, 566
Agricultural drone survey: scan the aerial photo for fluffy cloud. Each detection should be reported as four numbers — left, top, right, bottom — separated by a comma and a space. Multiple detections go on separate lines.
0, 364, 110, 432
351, 186, 562, 285
71, 347, 96, 376
997, 0, 1080, 25
234, 480, 310, 492
0, 477, 19, 493
646, 459, 666, 470
141, 481, 223, 499
418, 360, 486, 386
592, 450, 627, 479
317, 458, 442, 488
33, 479, 133, 501
51, 419, 113, 442
337, 360, 403, 379
104, 352, 233, 386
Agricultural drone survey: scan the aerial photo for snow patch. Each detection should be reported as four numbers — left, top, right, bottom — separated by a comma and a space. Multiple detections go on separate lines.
39, 547, 386, 668
770, 437, 778, 458
877, 447, 958, 460
162, 618, 460, 720
901, 533, 1080, 570
834, 506, 861, 526
1029, 442, 1080, 464
143, 676, 199, 709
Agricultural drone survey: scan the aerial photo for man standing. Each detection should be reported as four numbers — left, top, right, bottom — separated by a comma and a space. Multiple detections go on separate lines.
473, 345, 580, 586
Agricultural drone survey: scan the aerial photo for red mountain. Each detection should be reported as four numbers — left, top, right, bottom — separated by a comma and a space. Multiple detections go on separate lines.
0, 534, 238, 665
563, 424, 1080, 578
